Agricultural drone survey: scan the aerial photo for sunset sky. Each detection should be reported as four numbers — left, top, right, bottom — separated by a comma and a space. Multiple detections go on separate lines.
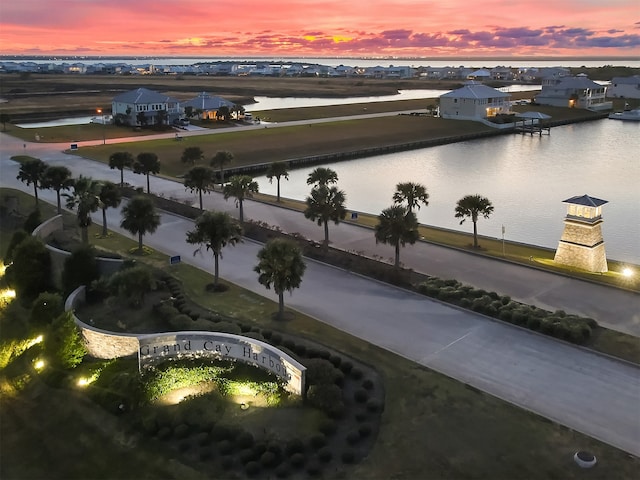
1, 0, 639, 58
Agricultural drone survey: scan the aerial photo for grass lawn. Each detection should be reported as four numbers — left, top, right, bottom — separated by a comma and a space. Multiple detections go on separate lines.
1, 187, 639, 478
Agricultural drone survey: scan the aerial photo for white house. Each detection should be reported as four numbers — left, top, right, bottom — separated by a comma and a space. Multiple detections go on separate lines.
111, 88, 181, 126
607, 75, 640, 99
439, 82, 511, 120
534, 75, 611, 110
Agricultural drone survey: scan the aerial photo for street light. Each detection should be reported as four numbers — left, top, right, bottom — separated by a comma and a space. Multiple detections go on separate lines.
96, 108, 105, 144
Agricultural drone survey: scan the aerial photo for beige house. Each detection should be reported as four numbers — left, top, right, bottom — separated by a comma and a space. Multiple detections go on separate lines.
439, 82, 511, 121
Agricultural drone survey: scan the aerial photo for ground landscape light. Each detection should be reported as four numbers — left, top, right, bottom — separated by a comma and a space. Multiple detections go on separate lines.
622, 267, 634, 278
34, 359, 45, 370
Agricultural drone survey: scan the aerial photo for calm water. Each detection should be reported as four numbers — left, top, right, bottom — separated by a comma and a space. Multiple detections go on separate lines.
255, 119, 640, 264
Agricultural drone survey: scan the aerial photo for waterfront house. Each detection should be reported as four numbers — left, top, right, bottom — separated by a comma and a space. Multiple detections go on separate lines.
534, 75, 611, 110
111, 87, 181, 126
181, 92, 235, 120
607, 75, 640, 99
439, 82, 511, 120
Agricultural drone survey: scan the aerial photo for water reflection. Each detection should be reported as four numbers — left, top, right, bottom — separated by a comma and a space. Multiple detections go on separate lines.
255, 119, 640, 263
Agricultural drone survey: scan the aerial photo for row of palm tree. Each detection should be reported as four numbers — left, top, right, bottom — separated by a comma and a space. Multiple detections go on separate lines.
16, 158, 159, 252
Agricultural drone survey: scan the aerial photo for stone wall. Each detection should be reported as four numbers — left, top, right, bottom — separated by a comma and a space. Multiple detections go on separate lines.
559, 220, 605, 247
32, 214, 124, 288
65, 286, 139, 359
555, 219, 608, 272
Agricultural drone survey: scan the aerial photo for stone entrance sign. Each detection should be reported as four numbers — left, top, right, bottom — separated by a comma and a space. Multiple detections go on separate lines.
138, 331, 306, 395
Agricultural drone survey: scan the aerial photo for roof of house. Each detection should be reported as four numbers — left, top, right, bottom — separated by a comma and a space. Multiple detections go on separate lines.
611, 75, 640, 85
440, 83, 510, 99
562, 194, 608, 207
181, 92, 234, 110
113, 87, 178, 104
553, 76, 603, 90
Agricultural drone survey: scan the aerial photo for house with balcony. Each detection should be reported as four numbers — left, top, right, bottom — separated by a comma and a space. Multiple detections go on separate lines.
534, 75, 611, 110
607, 75, 640, 99
111, 88, 181, 126
439, 82, 511, 121
181, 92, 235, 120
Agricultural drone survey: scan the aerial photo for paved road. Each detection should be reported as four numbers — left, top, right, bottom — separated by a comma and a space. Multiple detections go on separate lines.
1, 151, 639, 456
3, 131, 639, 337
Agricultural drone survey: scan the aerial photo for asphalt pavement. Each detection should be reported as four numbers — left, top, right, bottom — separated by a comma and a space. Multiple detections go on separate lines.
1, 130, 639, 456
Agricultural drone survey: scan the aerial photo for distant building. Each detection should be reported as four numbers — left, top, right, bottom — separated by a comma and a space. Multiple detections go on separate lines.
439, 82, 511, 121
607, 75, 640, 99
111, 88, 180, 126
534, 75, 611, 110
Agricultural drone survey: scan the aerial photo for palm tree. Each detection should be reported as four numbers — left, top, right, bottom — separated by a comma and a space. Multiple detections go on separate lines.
374, 205, 420, 268
217, 105, 231, 121
306, 167, 338, 187
156, 109, 168, 126
16, 158, 47, 206
186, 211, 243, 289
254, 238, 306, 320
184, 166, 215, 210
266, 161, 289, 202
63, 176, 101, 244
223, 175, 259, 223
0, 113, 10, 131
181, 146, 204, 165
211, 150, 234, 187
393, 181, 429, 214
120, 195, 160, 254
98, 181, 122, 237
109, 151, 134, 186
42, 165, 74, 214
133, 152, 161, 194
304, 185, 347, 251
455, 194, 495, 249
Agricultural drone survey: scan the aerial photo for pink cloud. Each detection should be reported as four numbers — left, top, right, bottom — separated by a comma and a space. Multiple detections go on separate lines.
0, 0, 638, 56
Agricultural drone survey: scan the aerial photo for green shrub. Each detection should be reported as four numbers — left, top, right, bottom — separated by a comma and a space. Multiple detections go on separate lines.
354, 389, 369, 403
174, 423, 190, 438
23, 208, 42, 233
309, 434, 327, 449
317, 447, 332, 462
459, 298, 472, 309
46, 311, 87, 369
157, 426, 172, 440
30, 292, 64, 327
526, 316, 541, 330
358, 424, 372, 437
260, 451, 277, 467
275, 464, 290, 478
290, 452, 306, 468
169, 314, 194, 330
318, 419, 337, 436
366, 399, 381, 413
245, 461, 261, 476
346, 430, 360, 445
4, 230, 29, 263
218, 439, 234, 455
108, 266, 156, 308
62, 245, 100, 294
236, 431, 255, 449
305, 358, 343, 385
341, 450, 356, 464
339, 360, 353, 374
307, 384, 343, 413
498, 309, 513, 322
351, 368, 363, 380
5, 236, 51, 303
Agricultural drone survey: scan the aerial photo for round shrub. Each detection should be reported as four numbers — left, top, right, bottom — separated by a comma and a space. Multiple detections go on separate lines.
215, 321, 242, 335
366, 399, 382, 413
498, 309, 513, 322
293, 344, 307, 356
260, 451, 277, 468
309, 434, 327, 449
211, 425, 232, 441
329, 403, 346, 420
285, 438, 305, 455
501, 295, 511, 305
239, 448, 256, 464
329, 354, 342, 368
317, 447, 332, 463
306, 358, 343, 385
358, 424, 372, 437
351, 368, 363, 380
239, 323, 251, 333
245, 461, 261, 476
275, 464, 290, 478
307, 384, 343, 413
290, 452, 306, 468
459, 298, 472, 309
339, 360, 353, 374
252, 442, 267, 458
218, 439, 234, 455
174, 423, 190, 438
362, 379, 374, 390
282, 339, 296, 350
199, 449, 212, 461
194, 432, 210, 446
526, 316, 541, 330
354, 389, 369, 403
156, 426, 172, 440
306, 462, 321, 477
236, 431, 255, 449
177, 440, 190, 452
270, 333, 282, 345
346, 431, 360, 445
341, 450, 356, 464
261, 329, 272, 339
318, 419, 338, 436
355, 412, 368, 422
220, 456, 234, 468
169, 314, 194, 330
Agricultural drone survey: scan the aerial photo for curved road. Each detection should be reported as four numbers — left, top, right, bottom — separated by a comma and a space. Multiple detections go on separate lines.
1, 127, 639, 456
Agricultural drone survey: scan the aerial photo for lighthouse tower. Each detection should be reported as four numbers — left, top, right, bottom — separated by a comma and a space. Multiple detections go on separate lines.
554, 194, 608, 273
